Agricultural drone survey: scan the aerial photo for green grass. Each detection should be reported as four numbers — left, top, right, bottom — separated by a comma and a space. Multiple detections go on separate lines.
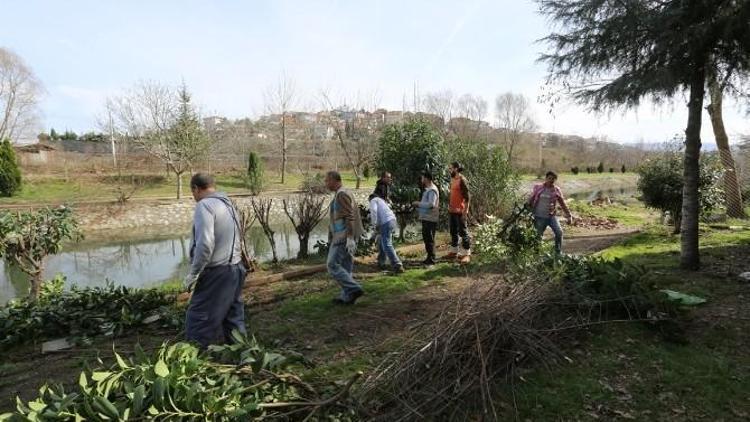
500, 224, 750, 420
569, 199, 659, 227
507, 324, 750, 420
0, 171, 375, 205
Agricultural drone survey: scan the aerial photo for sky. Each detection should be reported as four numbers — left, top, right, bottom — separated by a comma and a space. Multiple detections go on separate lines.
2, 0, 748, 144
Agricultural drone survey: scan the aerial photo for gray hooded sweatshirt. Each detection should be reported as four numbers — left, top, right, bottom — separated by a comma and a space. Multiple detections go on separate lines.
188, 192, 242, 278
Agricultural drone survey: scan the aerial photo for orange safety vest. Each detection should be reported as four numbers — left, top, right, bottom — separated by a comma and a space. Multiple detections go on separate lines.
449, 176, 468, 214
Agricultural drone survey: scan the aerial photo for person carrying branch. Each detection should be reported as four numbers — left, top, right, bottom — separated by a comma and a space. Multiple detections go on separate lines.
446, 161, 472, 264
325, 171, 365, 305
183, 173, 247, 348
527, 171, 573, 254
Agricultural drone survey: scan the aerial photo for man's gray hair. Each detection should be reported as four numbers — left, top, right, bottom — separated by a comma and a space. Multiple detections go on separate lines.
190, 173, 215, 190
326, 171, 342, 182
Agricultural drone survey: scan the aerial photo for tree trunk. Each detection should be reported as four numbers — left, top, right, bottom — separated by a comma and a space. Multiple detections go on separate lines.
28, 271, 43, 300
176, 172, 183, 199
706, 79, 746, 219
355, 173, 362, 189
298, 233, 309, 259
680, 68, 705, 270
281, 113, 287, 184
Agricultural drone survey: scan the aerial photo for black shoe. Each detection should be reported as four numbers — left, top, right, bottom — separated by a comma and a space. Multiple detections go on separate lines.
422, 259, 436, 267
348, 289, 364, 304
332, 297, 348, 305
393, 265, 405, 274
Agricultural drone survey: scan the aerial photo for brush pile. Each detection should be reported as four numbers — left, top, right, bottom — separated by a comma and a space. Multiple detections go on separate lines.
358, 256, 662, 421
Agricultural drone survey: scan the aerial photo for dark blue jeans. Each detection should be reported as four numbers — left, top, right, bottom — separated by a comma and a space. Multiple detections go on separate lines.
327, 242, 363, 302
534, 215, 563, 254
185, 264, 247, 348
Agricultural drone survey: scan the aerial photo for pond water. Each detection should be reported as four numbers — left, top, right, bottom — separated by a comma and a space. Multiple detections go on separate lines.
0, 221, 331, 304
566, 187, 638, 202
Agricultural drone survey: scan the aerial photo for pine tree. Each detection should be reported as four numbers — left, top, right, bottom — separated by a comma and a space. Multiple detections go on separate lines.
0, 139, 22, 197
246, 151, 264, 195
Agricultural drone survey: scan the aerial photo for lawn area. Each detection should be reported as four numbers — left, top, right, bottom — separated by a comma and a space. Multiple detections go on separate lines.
501, 223, 750, 420
0, 171, 375, 205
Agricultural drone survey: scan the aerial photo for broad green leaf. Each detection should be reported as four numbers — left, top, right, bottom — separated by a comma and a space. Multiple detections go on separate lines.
91, 371, 112, 382
660, 289, 707, 306
78, 372, 88, 389
132, 385, 145, 415
93, 396, 120, 420
114, 352, 130, 369
154, 360, 170, 378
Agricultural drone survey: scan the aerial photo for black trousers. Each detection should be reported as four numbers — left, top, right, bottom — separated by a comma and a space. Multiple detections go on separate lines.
421, 220, 438, 262
449, 213, 471, 250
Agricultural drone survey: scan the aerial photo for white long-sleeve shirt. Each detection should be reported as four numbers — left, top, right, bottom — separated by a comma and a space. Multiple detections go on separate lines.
369, 196, 396, 228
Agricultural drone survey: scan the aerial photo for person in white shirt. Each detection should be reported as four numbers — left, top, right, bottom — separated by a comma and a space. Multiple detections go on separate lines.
369, 192, 404, 273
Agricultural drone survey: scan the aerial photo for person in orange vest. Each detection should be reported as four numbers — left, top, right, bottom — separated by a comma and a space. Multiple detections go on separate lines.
447, 161, 471, 264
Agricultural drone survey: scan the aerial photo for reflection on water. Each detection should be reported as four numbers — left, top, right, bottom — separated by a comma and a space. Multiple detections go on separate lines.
0, 221, 330, 304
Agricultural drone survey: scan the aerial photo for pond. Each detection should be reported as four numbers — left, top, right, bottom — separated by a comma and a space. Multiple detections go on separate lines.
0, 221, 332, 305
566, 187, 638, 202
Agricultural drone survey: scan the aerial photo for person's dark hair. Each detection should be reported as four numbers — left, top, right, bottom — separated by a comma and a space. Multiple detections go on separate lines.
190, 173, 215, 190
545, 171, 558, 180
374, 180, 389, 200
422, 171, 433, 181
326, 171, 342, 182
379, 171, 391, 179
450, 161, 464, 172
368, 193, 377, 202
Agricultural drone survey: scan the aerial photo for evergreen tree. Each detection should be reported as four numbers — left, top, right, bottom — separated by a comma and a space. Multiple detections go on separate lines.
0, 139, 22, 197
246, 151, 264, 195
538, 0, 750, 270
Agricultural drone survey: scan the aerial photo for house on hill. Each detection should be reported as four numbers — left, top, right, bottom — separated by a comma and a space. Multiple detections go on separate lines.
13, 143, 56, 165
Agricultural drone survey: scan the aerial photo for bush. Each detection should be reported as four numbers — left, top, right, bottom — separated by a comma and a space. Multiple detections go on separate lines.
363, 163, 371, 179
636, 147, 724, 232
586, 166, 593, 174
245, 151, 263, 195
571, 166, 580, 175
609, 167, 614, 173
0, 139, 22, 197
446, 138, 519, 223
376, 119, 446, 191
597, 162, 604, 173
299, 172, 327, 194
621, 164, 627, 173
0, 282, 179, 349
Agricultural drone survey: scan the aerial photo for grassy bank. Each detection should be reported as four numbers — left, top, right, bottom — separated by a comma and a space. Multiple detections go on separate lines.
0, 171, 374, 205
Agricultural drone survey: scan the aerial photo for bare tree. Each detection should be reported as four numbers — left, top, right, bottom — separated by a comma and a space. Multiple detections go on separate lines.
0, 48, 43, 141
107, 81, 210, 199
282, 191, 326, 259
231, 198, 259, 270
453, 94, 488, 139
320, 91, 381, 189
423, 89, 455, 127
251, 197, 278, 263
494, 92, 538, 161
263, 73, 297, 184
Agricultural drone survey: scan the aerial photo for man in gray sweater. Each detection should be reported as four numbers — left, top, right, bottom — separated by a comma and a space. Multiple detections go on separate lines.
184, 173, 247, 348
412, 171, 440, 266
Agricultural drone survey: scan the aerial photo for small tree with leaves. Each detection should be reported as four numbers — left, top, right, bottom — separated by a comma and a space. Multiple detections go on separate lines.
0, 207, 81, 300
0, 139, 22, 197
282, 191, 326, 259
597, 162, 604, 173
637, 147, 723, 234
246, 152, 264, 195
621, 164, 626, 173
